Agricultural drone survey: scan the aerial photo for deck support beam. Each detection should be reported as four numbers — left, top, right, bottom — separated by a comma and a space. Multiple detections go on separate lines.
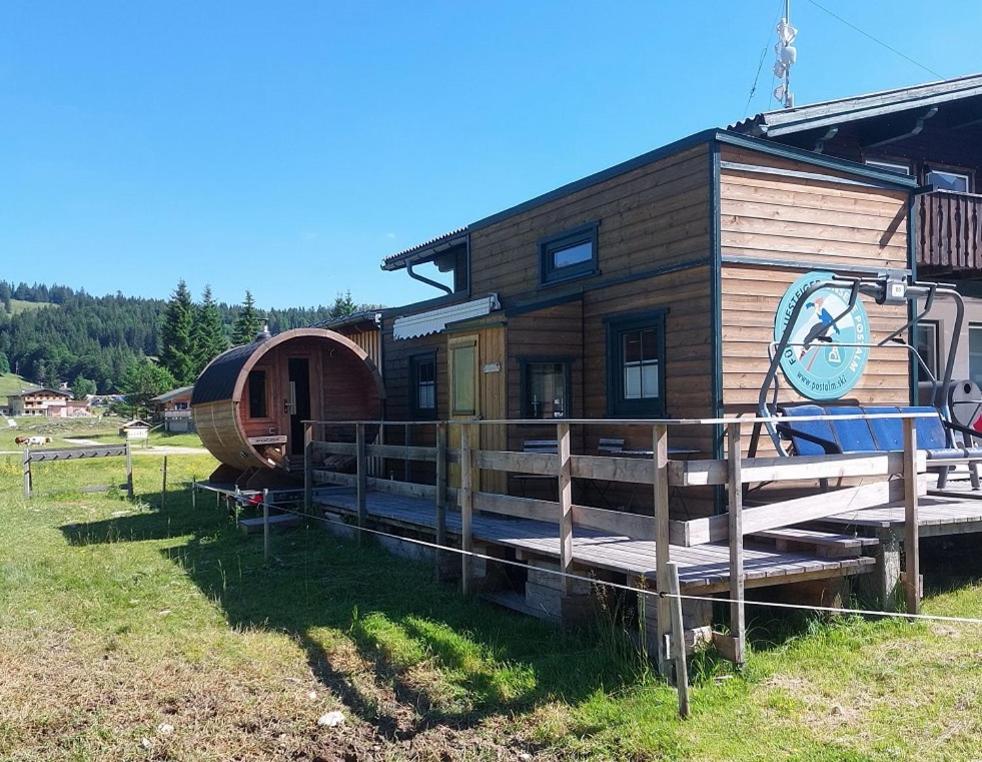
460, 423, 474, 595
434, 422, 448, 581
903, 419, 920, 614
727, 422, 746, 666
653, 423, 671, 677
303, 423, 313, 513
356, 423, 367, 545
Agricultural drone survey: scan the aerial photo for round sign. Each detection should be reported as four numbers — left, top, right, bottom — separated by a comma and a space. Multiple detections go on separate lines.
774, 271, 869, 400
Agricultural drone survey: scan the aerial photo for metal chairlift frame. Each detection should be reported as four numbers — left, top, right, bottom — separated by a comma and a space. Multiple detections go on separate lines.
750, 273, 966, 457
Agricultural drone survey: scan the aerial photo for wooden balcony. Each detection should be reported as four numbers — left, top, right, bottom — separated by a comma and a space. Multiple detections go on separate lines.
916, 190, 982, 274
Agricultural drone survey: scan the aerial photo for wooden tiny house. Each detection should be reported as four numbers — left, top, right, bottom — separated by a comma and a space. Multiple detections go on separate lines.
376, 129, 918, 511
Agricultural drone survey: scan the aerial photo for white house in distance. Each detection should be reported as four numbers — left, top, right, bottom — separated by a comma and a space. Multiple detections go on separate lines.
151, 385, 195, 432
6, 388, 72, 417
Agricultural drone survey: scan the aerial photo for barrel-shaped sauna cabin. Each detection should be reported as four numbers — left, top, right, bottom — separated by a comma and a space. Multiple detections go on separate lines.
192, 328, 384, 486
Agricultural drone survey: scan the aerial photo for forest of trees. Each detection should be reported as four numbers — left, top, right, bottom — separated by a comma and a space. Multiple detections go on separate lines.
0, 279, 374, 394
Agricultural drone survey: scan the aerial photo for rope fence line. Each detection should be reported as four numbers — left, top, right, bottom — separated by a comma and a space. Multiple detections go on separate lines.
256, 497, 982, 628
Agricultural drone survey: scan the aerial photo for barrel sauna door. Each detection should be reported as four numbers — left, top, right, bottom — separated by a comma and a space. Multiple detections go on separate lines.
447, 327, 506, 493
287, 357, 311, 455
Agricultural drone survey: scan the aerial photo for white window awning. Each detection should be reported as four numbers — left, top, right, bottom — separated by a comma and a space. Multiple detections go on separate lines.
393, 294, 501, 340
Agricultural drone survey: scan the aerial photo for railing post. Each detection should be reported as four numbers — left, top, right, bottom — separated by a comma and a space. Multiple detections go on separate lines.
160, 455, 168, 510
356, 422, 367, 544
903, 417, 920, 614
653, 423, 671, 677
557, 422, 573, 595
667, 561, 690, 719
262, 487, 270, 563
125, 440, 134, 499
303, 422, 313, 513
460, 423, 474, 595
727, 421, 746, 666
22, 449, 31, 499
434, 422, 447, 581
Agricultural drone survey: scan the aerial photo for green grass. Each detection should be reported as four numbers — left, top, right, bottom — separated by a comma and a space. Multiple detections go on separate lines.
0, 452, 979, 759
6, 298, 53, 316
0, 419, 204, 452
0, 373, 35, 398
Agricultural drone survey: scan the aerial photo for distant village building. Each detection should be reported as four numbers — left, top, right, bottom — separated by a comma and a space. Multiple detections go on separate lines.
151, 385, 195, 432
6, 388, 75, 417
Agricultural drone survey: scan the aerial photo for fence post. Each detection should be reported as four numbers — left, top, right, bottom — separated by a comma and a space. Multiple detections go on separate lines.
356, 422, 367, 544
160, 456, 168, 510
557, 422, 573, 595
191, 477, 197, 509
903, 417, 920, 614
460, 423, 474, 595
303, 422, 313, 514
125, 441, 134, 499
22, 449, 31, 499
727, 421, 746, 666
262, 487, 270, 563
434, 422, 447, 581
653, 423, 671, 677
667, 561, 691, 719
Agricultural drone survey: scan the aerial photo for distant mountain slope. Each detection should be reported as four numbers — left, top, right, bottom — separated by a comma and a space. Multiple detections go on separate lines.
0, 280, 376, 394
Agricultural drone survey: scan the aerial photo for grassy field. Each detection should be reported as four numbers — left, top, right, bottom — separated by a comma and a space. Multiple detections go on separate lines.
6, 298, 53, 316
0, 373, 35, 398
0, 446, 979, 760
0, 417, 205, 451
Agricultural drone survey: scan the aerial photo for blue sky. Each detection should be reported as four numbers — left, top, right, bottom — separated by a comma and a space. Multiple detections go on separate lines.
2, 1, 980, 310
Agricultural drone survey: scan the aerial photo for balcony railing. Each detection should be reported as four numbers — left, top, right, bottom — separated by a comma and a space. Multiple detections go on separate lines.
916, 190, 982, 272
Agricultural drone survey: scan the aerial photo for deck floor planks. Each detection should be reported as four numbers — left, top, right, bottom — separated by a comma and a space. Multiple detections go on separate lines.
315, 490, 874, 590
823, 494, 982, 534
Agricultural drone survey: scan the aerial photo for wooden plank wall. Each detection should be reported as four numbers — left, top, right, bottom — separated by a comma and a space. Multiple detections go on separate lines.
469, 144, 711, 297
719, 145, 911, 454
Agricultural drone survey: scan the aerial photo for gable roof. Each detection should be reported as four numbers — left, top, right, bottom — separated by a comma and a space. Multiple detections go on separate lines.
150, 385, 194, 404
731, 73, 982, 137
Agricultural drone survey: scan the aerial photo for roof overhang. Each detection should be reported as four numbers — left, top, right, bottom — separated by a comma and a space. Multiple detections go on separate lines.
731, 73, 982, 138
381, 228, 469, 272
392, 294, 501, 340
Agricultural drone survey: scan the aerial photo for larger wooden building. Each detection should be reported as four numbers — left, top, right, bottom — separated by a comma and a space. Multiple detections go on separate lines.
376, 128, 917, 512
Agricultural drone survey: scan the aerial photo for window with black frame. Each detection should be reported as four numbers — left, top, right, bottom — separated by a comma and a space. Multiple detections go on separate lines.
522, 359, 570, 418
247, 370, 267, 418
539, 222, 599, 285
409, 352, 437, 418
606, 311, 666, 417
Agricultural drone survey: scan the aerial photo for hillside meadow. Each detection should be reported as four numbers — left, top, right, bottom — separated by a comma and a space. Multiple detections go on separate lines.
0, 438, 978, 760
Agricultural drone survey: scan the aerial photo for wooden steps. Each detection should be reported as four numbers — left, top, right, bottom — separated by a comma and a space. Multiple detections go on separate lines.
749, 526, 878, 559
238, 513, 301, 533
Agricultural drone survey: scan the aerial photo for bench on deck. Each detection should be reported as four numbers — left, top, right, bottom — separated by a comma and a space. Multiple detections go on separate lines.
778, 404, 982, 489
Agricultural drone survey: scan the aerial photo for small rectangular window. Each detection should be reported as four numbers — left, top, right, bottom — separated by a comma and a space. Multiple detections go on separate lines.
540, 222, 599, 285
247, 370, 267, 418
450, 342, 477, 416
523, 360, 569, 418
607, 311, 666, 417
914, 321, 940, 380
864, 159, 910, 176
927, 169, 970, 193
409, 353, 437, 419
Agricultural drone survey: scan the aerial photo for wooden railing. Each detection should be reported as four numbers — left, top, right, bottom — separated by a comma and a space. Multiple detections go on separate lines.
302, 414, 930, 670
916, 189, 982, 271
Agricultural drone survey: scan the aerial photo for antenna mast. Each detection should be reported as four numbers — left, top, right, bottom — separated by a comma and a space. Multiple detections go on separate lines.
774, 0, 798, 108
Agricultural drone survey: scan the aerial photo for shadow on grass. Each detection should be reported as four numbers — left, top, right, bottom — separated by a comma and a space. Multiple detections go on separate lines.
60, 492, 661, 740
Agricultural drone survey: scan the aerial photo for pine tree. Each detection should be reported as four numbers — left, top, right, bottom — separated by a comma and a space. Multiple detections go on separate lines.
330, 290, 357, 318
160, 280, 196, 385
0, 351, 9, 374
232, 290, 263, 345
191, 285, 228, 376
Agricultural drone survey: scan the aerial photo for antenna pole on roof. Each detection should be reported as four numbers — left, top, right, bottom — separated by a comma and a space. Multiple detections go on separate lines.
773, 0, 798, 108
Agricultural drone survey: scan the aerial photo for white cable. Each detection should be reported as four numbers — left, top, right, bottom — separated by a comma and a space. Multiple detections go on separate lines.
258, 499, 982, 627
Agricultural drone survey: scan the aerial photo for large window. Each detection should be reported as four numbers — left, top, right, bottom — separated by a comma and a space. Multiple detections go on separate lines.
247, 370, 267, 418
970, 325, 982, 389
606, 311, 666, 417
539, 222, 599, 285
449, 338, 477, 416
914, 321, 940, 380
409, 352, 437, 419
522, 359, 570, 418
927, 168, 971, 193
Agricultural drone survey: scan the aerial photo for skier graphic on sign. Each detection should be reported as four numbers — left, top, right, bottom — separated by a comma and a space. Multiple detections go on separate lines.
775, 271, 869, 400
797, 296, 841, 368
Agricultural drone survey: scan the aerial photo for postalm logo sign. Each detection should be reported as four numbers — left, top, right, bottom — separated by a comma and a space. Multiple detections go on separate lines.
774, 271, 869, 400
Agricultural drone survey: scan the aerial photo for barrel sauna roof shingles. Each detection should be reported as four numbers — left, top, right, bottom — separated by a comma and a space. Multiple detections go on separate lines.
191, 341, 261, 405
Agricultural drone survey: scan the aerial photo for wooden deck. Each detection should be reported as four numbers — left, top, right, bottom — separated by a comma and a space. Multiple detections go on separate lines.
315, 489, 874, 594
822, 493, 982, 537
